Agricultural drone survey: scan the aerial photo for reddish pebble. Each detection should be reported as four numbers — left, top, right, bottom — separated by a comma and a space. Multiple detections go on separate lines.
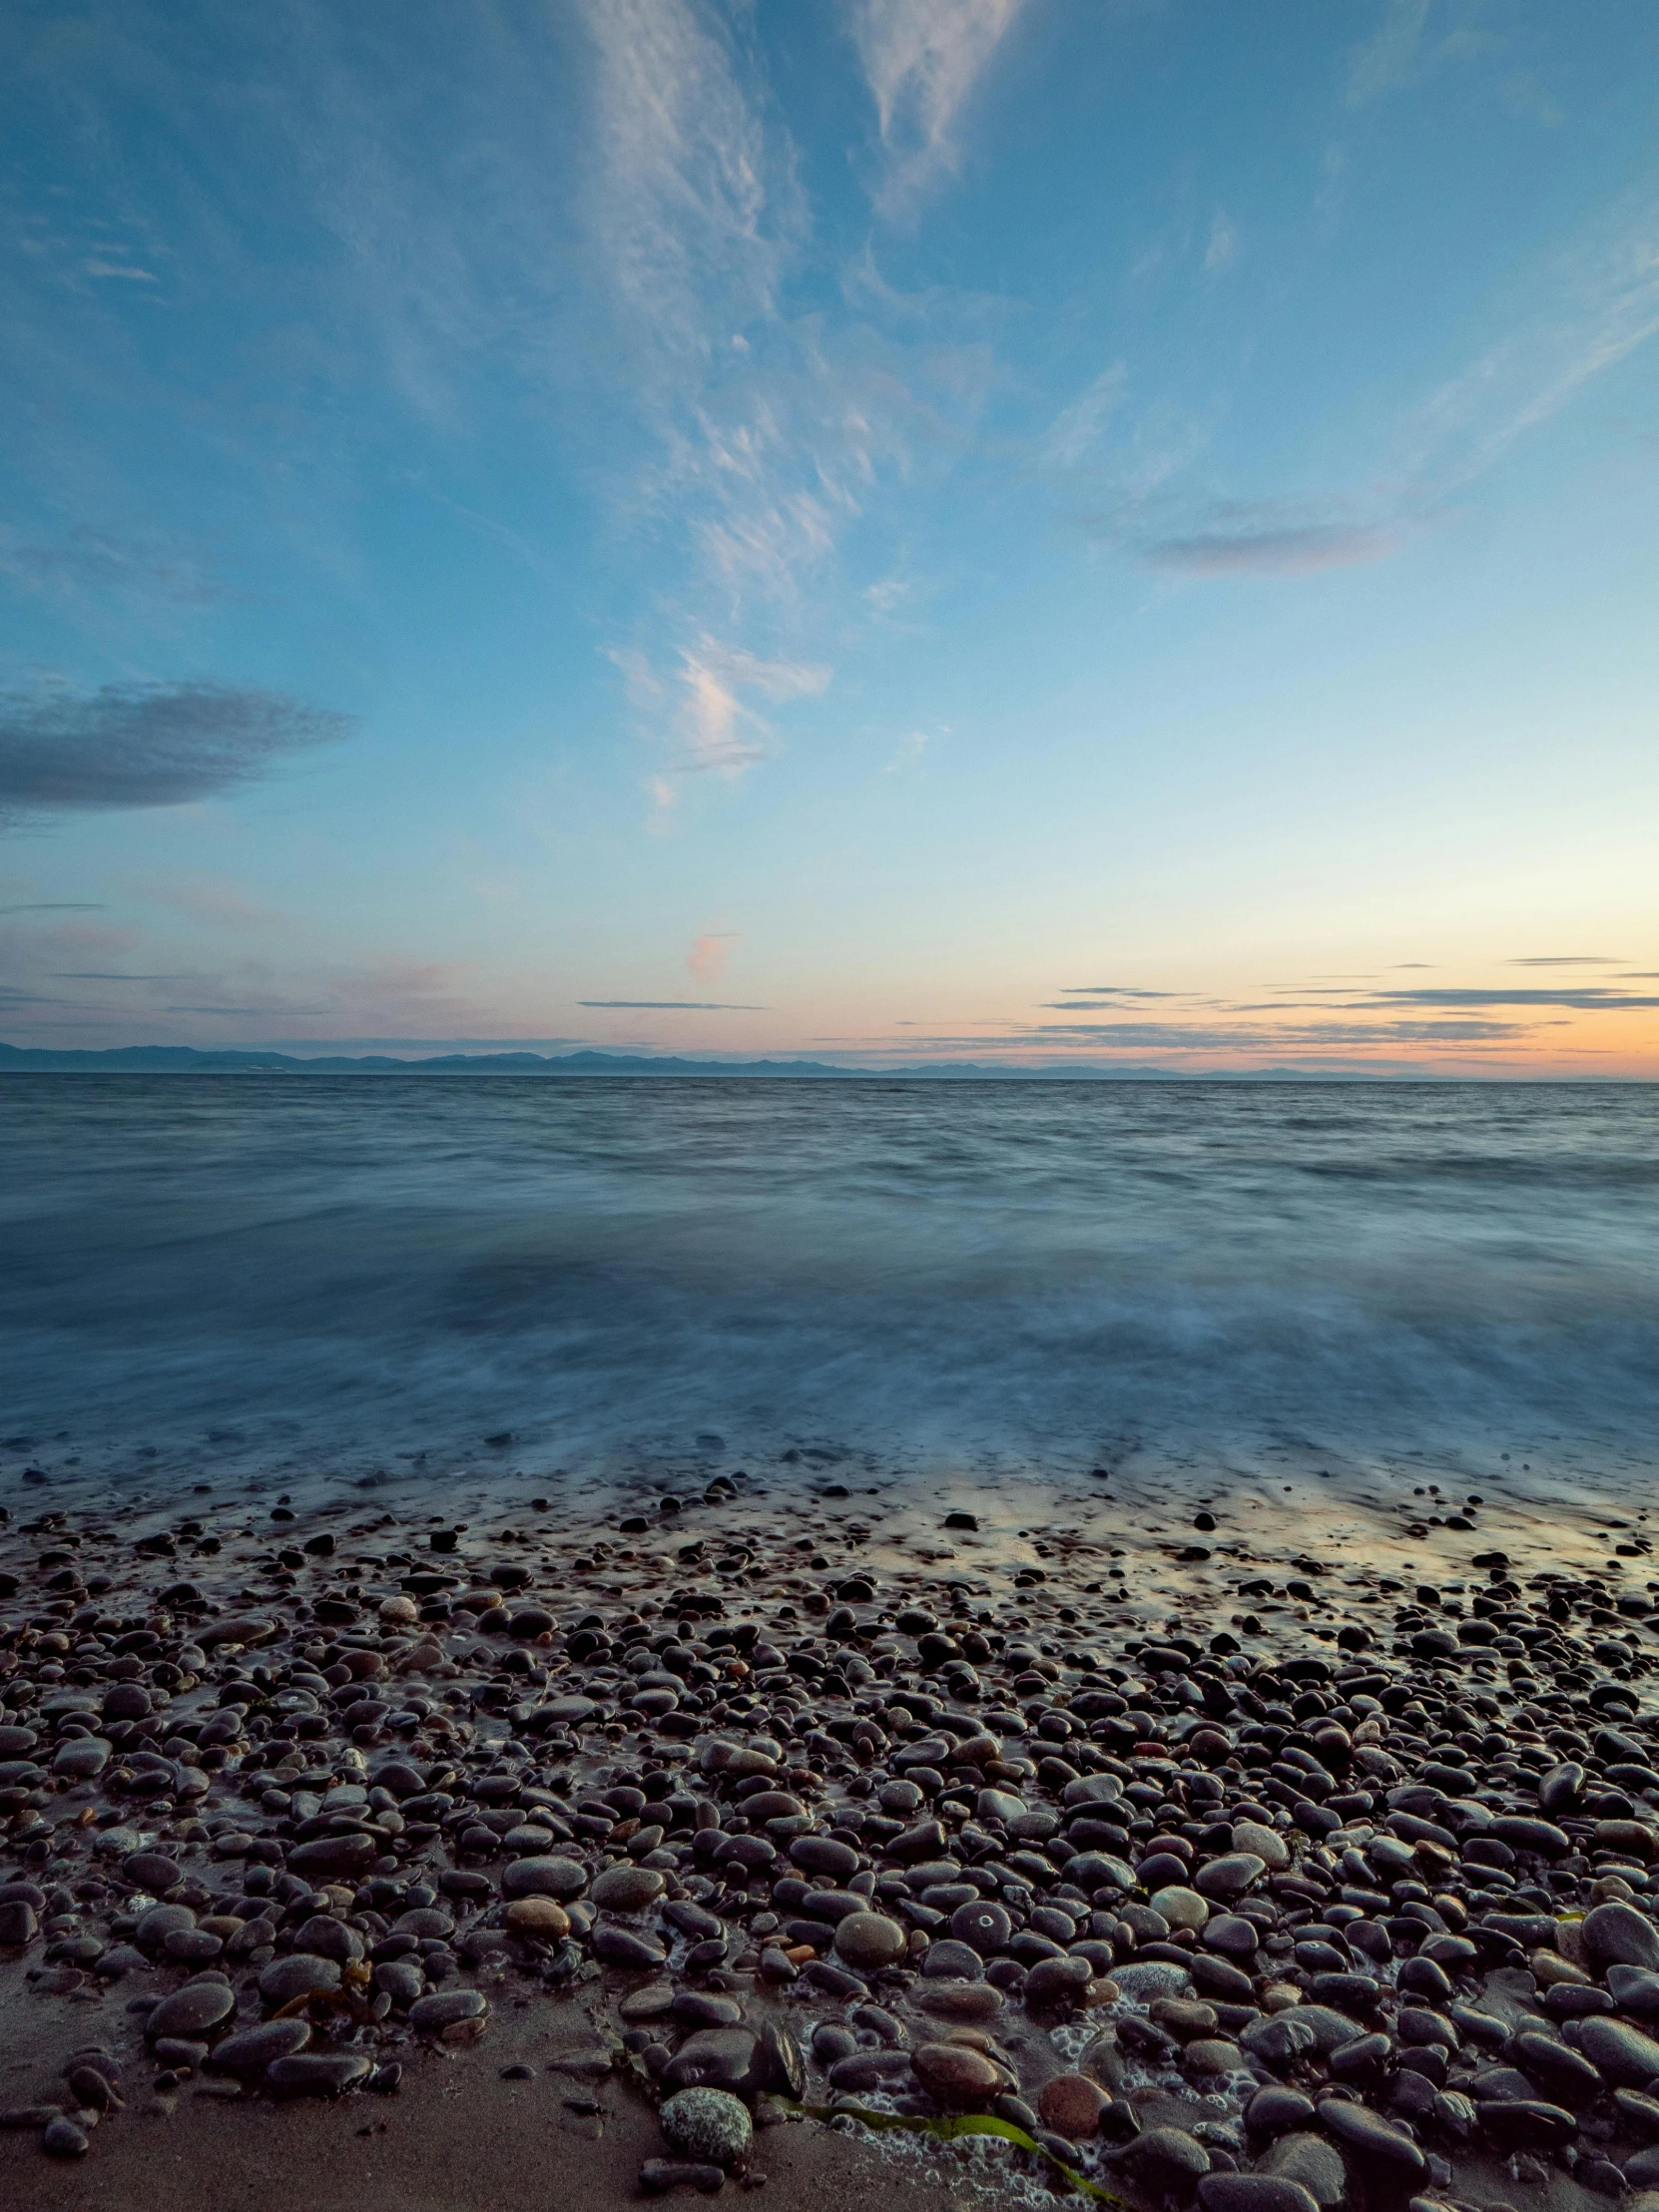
1038, 2072, 1106, 2140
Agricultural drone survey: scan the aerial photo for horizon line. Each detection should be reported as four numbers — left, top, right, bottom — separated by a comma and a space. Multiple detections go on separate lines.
0, 1038, 1653, 1083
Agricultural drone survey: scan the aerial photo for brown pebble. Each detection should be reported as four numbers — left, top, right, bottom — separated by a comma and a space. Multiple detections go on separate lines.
1037, 2073, 1106, 2139
506, 1897, 571, 1937
913, 1979, 1002, 2021
910, 2042, 1002, 2105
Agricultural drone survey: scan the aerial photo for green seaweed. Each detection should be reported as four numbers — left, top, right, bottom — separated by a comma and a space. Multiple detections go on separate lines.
791, 2099, 1130, 2203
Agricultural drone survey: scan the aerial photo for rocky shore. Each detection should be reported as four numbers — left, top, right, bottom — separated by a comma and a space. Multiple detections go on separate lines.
1, 1457, 1657, 2212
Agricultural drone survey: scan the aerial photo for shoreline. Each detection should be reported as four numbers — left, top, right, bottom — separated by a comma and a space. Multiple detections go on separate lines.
1, 1460, 1656, 2210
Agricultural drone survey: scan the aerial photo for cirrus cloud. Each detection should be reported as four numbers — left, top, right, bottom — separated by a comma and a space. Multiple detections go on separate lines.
848, 0, 1029, 217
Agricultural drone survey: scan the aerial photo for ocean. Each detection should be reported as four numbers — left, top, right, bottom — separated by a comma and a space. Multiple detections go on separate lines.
1, 1075, 1655, 1505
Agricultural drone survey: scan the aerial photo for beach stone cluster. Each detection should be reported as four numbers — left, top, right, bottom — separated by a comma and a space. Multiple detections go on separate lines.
2, 1479, 1659, 2212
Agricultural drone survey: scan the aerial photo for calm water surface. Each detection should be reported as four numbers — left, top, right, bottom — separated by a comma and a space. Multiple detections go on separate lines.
1, 1077, 1654, 1501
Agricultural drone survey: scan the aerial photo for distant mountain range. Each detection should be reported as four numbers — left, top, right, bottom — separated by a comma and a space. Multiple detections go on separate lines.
0, 1040, 1201, 1078
0, 1042, 1558, 1080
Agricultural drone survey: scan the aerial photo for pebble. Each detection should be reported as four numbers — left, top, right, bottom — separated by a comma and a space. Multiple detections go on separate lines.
0, 1901, 37, 1944
1316, 2098, 1427, 2181
1197, 1853, 1267, 1899
1232, 1822, 1291, 1870
1024, 1954, 1093, 2009
500, 1856, 589, 1901
1205, 1912, 1261, 1959
950, 1899, 1012, 1952
408, 1990, 489, 2043
593, 1925, 667, 1967
909, 2042, 1002, 2104
1038, 2072, 1106, 2138
207, 2021, 312, 2076
1115, 1960, 1193, 2000
1260, 2132, 1347, 2205
1186, 2037, 1246, 2077
590, 1865, 666, 1913
1198, 2180, 1321, 2212
505, 1897, 570, 1937
258, 1954, 342, 2007
913, 1979, 1002, 2021
921, 1937, 984, 1978
266, 2053, 373, 2097
641, 2158, 726, 2193
1122, 2126, 1212, 2193
146, 1981, 236, 2040
1152, 1885, 1211, 1931
1566, 2015, 1659, 2086
1585, 1902, 1659, 1972
660, 2087, 753, 2167
666, 2030, 763, 2095
830, 1911, 905, 1969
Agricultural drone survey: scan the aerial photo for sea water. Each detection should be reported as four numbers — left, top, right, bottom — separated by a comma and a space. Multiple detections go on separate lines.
0, 1076, 1654, 1503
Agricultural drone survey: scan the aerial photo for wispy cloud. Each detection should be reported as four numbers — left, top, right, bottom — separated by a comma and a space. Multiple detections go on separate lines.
621, 640, 830, 799
1044, 364, 1127, 470
675, 644, 830, 773
1508, 954, 1626, 967
576, 1, 898, 801
0, 524, 232, 608
847, 0, 1028, 218
1348, 0, 1432, 106
1061, 182, 1659, 589
135, 875, 283, 927
1055, 985, 1184, 999
1203, 209, 1237, 274
1398, 190, 1659, 490
82, 259, 159, 282
578, 998, 764, 1010
881, 727, 933, 773
578, 0, 793, 364
0, 682, 355, 824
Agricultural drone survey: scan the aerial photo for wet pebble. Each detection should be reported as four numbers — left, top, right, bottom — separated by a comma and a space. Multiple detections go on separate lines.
661, 2087, 753, 2167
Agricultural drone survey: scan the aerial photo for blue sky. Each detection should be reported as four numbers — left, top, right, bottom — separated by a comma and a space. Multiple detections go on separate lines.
2, 0, 1657, 1072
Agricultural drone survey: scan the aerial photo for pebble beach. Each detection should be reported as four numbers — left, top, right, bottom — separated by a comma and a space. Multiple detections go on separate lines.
2, 1456, 1659, 2212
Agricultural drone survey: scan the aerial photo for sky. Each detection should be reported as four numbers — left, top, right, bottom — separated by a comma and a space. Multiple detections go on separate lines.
1, 0, 1657, 1076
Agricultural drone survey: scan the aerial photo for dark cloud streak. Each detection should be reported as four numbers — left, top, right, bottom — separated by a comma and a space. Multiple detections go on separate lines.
1139, 522, 1399, 576
0, 682, 355, 823
1033, 1017, 1526, 1045
1365, 987, 1659, 1011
